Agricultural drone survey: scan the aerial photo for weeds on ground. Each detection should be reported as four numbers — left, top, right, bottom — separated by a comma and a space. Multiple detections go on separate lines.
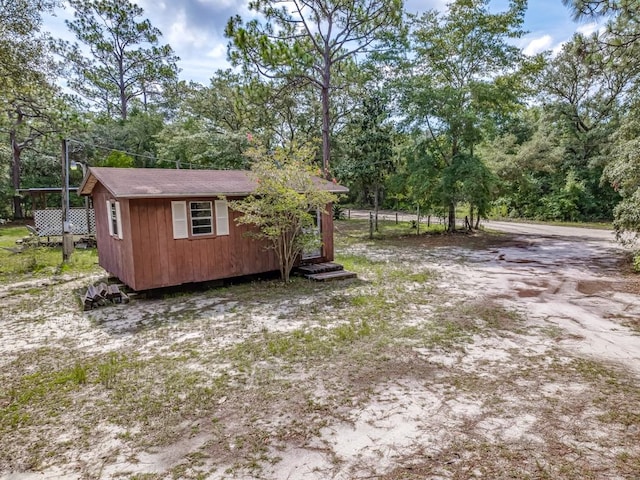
0, 226, 101, 283
335, 219, 447, 245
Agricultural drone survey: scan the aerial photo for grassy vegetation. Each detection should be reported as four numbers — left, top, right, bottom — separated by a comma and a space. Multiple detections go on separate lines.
0, 225, 101, 283
336, 216, 447, 243
486, 216, 613, 230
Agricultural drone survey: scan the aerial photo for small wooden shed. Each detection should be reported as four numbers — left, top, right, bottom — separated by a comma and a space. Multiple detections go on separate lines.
79, 167, 348, 291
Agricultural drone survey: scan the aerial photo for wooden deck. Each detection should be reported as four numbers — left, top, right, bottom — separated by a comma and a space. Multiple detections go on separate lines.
295, 262, 357, 282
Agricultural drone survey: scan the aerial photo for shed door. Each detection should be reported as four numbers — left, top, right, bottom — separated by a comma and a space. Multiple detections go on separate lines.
302, 209, 322, 260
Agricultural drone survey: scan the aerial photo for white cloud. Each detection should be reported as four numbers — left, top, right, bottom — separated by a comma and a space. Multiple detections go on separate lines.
523, 35, 553, 56
576, 22, 600, 36
206, 44, 226, 59
181, 57, 229, 84
552, 41, 567, 56
404, 0, 448, 14
166, 11, 211, 50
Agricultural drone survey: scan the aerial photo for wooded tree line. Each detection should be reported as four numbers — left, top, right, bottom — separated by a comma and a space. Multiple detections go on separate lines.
1, 0, 639, 242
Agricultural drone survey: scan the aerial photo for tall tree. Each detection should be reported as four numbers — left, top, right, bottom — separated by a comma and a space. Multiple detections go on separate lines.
563, 0, 638, 20
1, 83, 79, 218
401, 0, 527, 231
0, 0, 57, 91
0, 0, 61, 218
155, 117, 251, 170
562, 0, 640, 237
338, 92, 394, 226
225, 0, 403, 178
58, 0, 178, 120
73, 110, 164, 168
562, 1, 640, 82
537, 34, 631, 220
604, 99, 640, 242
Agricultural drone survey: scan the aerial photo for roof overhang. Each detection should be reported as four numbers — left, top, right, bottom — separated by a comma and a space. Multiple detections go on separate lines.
78, 172, 99, 197
79, 167, 349, 199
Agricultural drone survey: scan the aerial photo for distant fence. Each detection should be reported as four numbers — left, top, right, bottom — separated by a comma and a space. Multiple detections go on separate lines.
34, 208, 96, 236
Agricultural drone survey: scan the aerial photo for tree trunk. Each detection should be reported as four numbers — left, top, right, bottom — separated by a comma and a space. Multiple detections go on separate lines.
448, 202, 456, 232
469, 205, 475, 231
10, 129, 23, 219
321, 54, 331, 179
120, 91, 127, 120
142, 83, 148, 113
118, 56, 127, 120
374, 184, 379, 232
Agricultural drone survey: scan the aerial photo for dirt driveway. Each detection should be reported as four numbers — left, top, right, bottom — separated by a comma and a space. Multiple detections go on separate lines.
462, 220, 640, 374
1, 219, 640, 479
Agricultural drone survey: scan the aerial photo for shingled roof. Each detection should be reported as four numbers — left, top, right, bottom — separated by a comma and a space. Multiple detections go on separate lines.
79, 167, 348, 199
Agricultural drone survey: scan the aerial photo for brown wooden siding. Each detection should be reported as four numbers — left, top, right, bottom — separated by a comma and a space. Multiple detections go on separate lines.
321, 203, 334, 263
93, 190, 336, 290
92, 184, 135, 287
126, 197, 287, 290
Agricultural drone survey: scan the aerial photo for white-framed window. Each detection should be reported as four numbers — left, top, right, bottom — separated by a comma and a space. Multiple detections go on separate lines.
106, 200, 123, 239
190, 201, 213, 236
171, 200, 230, 239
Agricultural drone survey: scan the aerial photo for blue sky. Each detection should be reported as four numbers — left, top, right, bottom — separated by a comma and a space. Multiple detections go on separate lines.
43, 0, 600, 85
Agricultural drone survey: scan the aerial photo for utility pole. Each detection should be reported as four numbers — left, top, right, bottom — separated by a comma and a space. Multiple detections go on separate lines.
61, 139, 73, 262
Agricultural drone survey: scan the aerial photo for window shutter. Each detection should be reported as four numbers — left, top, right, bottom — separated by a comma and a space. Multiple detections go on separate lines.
114, 202, 123, 239
215, 200, 229, 236
106, 200, 114, 236
171, 201, 188, 239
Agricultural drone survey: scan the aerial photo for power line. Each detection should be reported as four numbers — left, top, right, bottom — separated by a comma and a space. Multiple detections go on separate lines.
66, 137, 212, 170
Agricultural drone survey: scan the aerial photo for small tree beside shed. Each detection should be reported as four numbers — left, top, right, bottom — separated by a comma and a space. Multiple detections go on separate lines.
230, 144, 338, 282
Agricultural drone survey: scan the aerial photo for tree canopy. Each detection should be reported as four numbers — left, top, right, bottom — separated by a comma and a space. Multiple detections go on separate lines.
57, 0, 179, 120
225, 0, 403, 178
398, 0, 527, 230
3, 0, 640, 253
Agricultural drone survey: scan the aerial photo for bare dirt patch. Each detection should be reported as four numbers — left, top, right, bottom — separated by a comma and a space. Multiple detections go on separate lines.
2, 220, 640, 479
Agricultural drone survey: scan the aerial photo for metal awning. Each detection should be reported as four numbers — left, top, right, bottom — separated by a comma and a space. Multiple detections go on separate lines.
17, 188, 79, 194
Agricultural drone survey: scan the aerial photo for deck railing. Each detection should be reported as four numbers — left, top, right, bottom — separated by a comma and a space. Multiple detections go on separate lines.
34, 208, 96, 236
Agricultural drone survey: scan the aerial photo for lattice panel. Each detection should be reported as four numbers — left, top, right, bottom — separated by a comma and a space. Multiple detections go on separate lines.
34, 209, 96, 236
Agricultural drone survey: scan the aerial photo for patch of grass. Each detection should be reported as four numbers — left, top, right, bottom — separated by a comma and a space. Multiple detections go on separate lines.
0, 225, 101, 282
70, 363, 88, 385
385, 268, 434, 283
97, 353, 125, 389
570, 358, 620, 385
0, 246, 100, 284
0, 362, 89, 432
333, 319, 373, 342
421, 320, 475, 349
556, 358, 640, 431
335, 252, 386, 271
227, 315, 388, 371
633, 251, 640, 273
486, 216, 612, 230
453, 301, 523, 333
0, 226, 30, 246
616, 451, 640, 477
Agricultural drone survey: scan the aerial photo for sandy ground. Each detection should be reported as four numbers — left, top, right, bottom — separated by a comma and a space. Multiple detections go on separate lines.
1, 219, 640, 479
